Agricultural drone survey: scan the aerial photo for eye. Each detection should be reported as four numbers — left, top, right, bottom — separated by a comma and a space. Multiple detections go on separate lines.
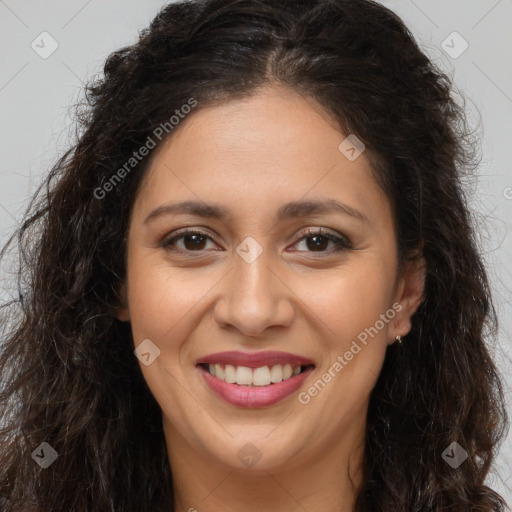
161, 227, 352, 255
291, 227, 352, 254
162, 229, 219, 253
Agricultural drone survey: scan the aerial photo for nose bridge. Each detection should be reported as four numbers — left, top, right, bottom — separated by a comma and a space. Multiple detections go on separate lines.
213, 239, 294, 336
234, 245, 274, 307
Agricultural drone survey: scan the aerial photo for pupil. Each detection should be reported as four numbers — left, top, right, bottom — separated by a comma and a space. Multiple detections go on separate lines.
184, 234, 206, 250
307, 235, 328, 251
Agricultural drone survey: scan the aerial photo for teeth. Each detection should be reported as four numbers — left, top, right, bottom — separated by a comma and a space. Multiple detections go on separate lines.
253, 366, 271, 386
224, 364, 236, 383
206, 363, 304, 386
235, 366, 253, 385
270, 364, 283, 383
282, 364, 293, 380
214, 363, 225, 380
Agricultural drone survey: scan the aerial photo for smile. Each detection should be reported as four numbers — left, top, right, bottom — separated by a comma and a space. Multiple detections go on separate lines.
196, 350, 316, 407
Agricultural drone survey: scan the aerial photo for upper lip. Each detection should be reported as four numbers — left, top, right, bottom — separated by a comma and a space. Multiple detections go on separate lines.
196, 350, 315, 369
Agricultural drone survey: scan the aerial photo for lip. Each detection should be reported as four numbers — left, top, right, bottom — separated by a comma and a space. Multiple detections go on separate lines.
196, 350, 315, 368
198, 364, 315, 408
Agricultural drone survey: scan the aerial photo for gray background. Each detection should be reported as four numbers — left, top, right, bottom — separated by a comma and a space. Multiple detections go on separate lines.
1, 0, 511, 505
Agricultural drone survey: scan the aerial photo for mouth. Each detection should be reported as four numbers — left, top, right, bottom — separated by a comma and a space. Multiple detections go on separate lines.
195, 350, 316, 408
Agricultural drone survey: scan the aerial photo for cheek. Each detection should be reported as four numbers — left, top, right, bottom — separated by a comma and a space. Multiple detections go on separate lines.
295, 260, 394, 409
305, 264, 394, 410
124, 252, 208, 413
124, 250, 205, 349
299, 261, 394, 345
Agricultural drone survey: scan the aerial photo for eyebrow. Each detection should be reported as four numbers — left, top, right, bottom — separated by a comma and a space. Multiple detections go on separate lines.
143, 198, 368, 225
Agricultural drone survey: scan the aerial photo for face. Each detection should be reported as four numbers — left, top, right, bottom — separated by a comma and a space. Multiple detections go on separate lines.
117, 85, 424, 474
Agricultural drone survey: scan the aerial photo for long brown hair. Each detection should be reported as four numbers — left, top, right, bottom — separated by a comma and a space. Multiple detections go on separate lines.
0, 0, 509, 510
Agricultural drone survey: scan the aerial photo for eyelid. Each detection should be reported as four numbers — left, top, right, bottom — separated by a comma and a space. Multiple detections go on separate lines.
164, 227, 213, 240
296, 226, 350, 242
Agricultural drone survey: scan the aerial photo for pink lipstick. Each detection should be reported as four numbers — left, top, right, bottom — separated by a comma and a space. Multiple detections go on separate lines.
196, 350, 315, 408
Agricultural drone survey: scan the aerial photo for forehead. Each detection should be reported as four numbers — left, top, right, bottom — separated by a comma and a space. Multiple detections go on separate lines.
134, 86, 390, 228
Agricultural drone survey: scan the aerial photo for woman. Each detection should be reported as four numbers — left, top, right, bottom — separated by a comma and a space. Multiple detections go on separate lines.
0, 0, 509, 510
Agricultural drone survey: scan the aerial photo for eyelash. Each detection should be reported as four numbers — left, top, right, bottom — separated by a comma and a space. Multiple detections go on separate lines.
161, 227, 352, 255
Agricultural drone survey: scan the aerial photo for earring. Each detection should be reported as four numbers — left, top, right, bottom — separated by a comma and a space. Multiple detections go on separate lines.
395, 335, 402, 344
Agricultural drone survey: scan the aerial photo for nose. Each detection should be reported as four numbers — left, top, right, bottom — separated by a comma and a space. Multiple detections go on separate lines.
212, 246, 295, 337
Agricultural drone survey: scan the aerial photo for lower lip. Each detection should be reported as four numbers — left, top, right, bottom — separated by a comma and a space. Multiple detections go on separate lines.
198, 365, 314, 408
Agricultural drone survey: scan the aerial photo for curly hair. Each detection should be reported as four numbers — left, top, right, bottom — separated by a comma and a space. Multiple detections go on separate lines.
0, 0, 509, 510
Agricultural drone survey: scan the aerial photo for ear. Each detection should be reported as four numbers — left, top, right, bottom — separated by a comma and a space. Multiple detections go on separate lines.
388, 256, 426, 345
114, 282, 130, 322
